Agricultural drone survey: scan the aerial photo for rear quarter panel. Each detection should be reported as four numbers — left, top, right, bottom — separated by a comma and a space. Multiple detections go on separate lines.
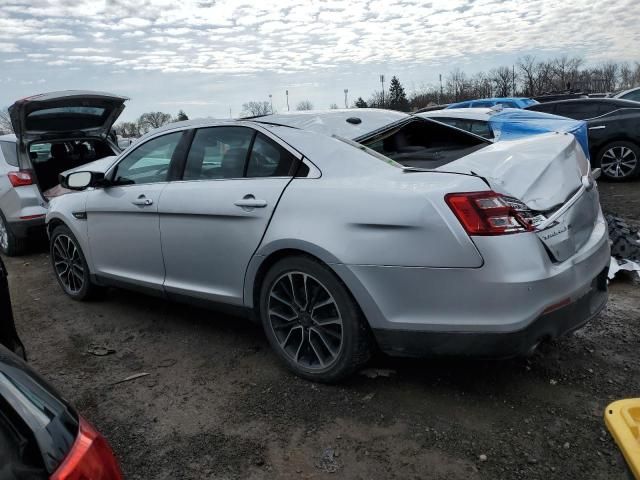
258, 171, 488, 268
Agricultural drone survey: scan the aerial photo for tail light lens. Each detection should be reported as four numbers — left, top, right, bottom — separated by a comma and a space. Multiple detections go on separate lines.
50, 417, 123, 480
8, 171, 34, 187
445, 191, 534, 236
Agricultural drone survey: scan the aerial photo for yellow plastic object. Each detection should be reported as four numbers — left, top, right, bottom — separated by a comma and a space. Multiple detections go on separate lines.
605, 399, 640, 479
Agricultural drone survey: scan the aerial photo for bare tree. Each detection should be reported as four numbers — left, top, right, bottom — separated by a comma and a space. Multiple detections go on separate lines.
329, 103, 339, 109
446, 68, 469, 101
518, 55, 538, 96
367, 90, 386, 108
138, 112, 172, 133
0, 108, 13, 134
114, 121, 141, 138
296, 100, 313, 111
241, 101, 271, 117
490, 66, 513, 97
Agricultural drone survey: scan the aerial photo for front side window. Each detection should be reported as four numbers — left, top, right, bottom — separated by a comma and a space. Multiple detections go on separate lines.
183, 127, 253, 180
246, 133, 296, 177
113, 131, 182, 185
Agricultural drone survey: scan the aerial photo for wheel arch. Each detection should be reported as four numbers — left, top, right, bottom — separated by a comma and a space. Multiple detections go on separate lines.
244, 240, 385, 331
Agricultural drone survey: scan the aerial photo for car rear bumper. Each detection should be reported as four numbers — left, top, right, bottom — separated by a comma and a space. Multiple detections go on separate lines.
7, 216, 46, 238
337, 208, 610, 357
372, 268, 608, 357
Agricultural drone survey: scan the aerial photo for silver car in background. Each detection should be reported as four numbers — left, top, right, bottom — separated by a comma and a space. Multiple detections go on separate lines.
45, 110, 609, 382
0, 91, 124, 255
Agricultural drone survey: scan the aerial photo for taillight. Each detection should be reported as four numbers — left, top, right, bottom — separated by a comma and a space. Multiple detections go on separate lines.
445, 191, 534, 236
50, 417, 123, 480
8, 171, 34, 187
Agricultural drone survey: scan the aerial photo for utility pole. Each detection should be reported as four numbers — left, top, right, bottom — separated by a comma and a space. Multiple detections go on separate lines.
268, 94, 273, 114
344, 88, 348, 108
229, 107, 232, 118
439, 74, 443, 104
380, 74, 385, 107
286, 90, 289, 111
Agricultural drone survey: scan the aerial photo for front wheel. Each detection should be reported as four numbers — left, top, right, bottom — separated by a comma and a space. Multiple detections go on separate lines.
259, 256, 371, 383
596, 141, 640, 181
50, 225, 99, 300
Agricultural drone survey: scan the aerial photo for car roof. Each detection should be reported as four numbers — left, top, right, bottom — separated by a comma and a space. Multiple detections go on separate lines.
0, 134, 16, 142
254, 109, 410, 140
530, 98, 639, 107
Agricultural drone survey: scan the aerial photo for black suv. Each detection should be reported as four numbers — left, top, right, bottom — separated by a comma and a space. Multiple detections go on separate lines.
526, 98, 640, 181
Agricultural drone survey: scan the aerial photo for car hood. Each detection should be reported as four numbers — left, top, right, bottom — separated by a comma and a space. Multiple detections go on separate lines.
9, 90, 128, 143
440, 132, 589, 211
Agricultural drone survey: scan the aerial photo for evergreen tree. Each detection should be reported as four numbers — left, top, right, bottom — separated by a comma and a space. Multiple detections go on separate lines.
354, 97, 368, 108
388, 76, 409, 111
176, 110, 189, 121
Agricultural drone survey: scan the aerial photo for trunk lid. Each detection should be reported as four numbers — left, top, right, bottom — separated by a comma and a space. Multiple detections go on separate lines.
9, 90, 128, 143
440, 132, 600, 262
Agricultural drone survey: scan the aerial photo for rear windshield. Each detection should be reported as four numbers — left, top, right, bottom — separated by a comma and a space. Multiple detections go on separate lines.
25, 107, 109, 132
360, 118, 488, 169
0, 142, 18, 167
29, 107, 105, 117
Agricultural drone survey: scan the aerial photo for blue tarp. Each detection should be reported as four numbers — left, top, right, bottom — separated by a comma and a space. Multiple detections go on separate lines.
488, 109, 590, 159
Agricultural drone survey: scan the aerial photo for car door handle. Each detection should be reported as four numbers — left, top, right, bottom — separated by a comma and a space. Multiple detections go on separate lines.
131, 195, 153, 206
589, 125, 606, 130
234, 195, 267, 209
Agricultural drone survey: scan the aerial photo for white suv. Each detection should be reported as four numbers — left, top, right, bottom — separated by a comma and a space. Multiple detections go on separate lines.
0, 91, 126, 255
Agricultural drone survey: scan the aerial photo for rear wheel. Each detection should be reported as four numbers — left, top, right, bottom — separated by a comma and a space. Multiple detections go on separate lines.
597, 141, 640, 181
50, 225, 99, 300
259, 256, 371, 383
0, 211, 26, 257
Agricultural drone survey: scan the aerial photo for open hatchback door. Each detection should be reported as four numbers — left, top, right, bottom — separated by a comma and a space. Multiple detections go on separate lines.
7, 91, 127, 201
9, 90, 128, 144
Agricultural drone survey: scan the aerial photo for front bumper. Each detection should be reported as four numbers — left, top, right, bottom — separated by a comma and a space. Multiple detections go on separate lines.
373, 268, 607, 357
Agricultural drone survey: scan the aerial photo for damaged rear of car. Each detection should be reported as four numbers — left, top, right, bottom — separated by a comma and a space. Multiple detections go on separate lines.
257, 110, 609, 358
0, 91, 126, 254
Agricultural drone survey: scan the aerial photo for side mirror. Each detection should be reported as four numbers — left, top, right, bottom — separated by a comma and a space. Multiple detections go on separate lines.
61, 171, 105, 191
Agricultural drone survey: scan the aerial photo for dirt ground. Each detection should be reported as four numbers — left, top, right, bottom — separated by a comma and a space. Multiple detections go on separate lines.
4, 182, 640, 480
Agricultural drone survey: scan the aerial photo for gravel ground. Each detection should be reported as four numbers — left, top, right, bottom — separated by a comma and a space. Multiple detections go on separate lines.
4, 182, 640, 480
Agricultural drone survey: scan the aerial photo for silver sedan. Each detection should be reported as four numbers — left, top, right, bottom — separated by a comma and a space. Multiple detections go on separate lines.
45, 112, 610, 382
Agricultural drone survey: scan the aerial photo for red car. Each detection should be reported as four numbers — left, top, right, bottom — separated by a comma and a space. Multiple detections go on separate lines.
0, 256, 123, 479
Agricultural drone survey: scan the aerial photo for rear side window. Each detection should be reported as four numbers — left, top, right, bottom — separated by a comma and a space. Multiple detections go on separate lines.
246, 133, 296, 177
183, 127, 254, 180
0, 142, 18, 167
554, 103, 600, 120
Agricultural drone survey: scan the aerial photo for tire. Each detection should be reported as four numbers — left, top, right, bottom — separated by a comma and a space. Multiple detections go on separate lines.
259, 255, 371, 383
49, 225, 100, 300
0, 210, 26, 257
596, 141, 640, 181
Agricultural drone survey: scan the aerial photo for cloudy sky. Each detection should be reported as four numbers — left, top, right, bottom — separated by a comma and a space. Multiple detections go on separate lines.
1, 0, 638, 121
